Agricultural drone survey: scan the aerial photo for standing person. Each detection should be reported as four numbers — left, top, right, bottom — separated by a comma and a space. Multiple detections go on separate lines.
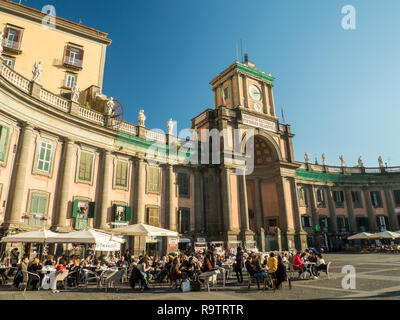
9, 248, 19, 276
124, 249, 132, 265
234, 246, 244, 284
274, 255, 287, 289
137, 257, 152, 290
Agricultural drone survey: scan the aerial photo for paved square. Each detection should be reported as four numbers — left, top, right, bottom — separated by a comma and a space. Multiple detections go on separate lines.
0, 253, 399, 300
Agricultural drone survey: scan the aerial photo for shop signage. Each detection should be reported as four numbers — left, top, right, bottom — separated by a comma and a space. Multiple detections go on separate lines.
197, 238, 206, 242
168, 238, 178, 248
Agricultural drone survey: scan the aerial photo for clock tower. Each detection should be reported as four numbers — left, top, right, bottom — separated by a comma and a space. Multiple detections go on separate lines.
210, 54, 277, 119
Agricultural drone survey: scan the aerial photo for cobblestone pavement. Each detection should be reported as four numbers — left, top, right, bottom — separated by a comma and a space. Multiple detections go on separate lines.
1, 253, 399, 300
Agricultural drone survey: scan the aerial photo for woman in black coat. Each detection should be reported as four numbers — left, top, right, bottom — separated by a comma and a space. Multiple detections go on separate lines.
274, 255, 287, 289
234, 247, 244, 283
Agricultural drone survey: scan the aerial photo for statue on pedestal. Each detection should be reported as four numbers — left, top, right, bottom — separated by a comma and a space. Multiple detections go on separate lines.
167, 118, 174, 135
106, 97, 115, 116
322, 153, 327, 166
32, 61, 43, 84
378, 156, 384, 168
71, 84, 80, 103
304, 152, 310, 164
339, 155, 345, 167
358, 156, 364, 168
138, 110, 146, 126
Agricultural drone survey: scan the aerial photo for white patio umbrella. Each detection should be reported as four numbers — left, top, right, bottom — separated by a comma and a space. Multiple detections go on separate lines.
50, 229, 125, 244
112, 223, 178, 237
347, 232, 374, 240
370, 231, 400, 239
0, 228, 60, 243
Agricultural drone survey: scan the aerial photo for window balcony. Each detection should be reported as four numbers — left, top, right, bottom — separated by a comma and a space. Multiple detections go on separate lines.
63, 56, 83, 70
3, 39, 22, 54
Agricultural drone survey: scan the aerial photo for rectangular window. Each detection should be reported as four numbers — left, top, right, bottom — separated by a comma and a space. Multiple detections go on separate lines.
177, 172, 190, 197
64, 44, 84, 68
376, 215, 388, 232
370, 191, 383, 208
178, 208, 190, 234
393, 190, 400, 207
337, 216, 350, 232
146, 207, 159, 227
3, 56, 15, 69
356, 216, 369, 232
37, 141, 53, 173
115, 161, 128, 187
351, 191, 363, 208
301, 215, 312, 228
298, 186, 307, 207
78, 151, 93, 182
65, 73, 77, 88
224, 87, 229, 100
4, 26, 23, 51
147, 167, 160, 193
333, 190, 345, 208
316, 188, 326, 207
29, 193, 47, 216
0, 125, 10, 162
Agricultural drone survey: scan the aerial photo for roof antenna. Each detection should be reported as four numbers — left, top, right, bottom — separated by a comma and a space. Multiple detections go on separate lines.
240, 39, 243, 62
236, 42, 239, 61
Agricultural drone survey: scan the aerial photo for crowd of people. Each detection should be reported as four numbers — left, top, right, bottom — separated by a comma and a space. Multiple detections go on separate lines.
0, 246, 329, 293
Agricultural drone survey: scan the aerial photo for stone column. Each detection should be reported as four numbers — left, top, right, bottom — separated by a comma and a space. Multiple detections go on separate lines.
344, 189, 357, 233
166, 164, 176, 231
262, 83, 268, 115
5, 123, 34, 226
194, 168, 204, 234
242, 75, 249, 108
135, 158, 146, 224
98, 150, 112, 230
268, 85, 276, 116
362, 188, 377, 232
276, 177, 289, 232
54, 139, 74, 232
239, 173, 250, 232
221, 167, 233, 232
290, 178, 307, 250
326, 187, 338, 233
254, 179, 264, 230
383, 187, 397, 230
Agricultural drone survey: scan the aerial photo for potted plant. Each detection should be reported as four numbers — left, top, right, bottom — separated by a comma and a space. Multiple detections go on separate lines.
24, 214, 33, 219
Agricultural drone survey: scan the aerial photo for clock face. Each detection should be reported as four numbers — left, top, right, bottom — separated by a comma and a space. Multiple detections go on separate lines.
253, 103, 261, 112
249, 85, 261, 101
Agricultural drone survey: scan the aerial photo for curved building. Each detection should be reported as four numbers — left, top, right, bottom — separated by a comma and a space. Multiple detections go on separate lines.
0, 0, 399, 255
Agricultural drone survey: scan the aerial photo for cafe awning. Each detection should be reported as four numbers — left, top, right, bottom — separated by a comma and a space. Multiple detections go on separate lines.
370, 231, 400, 239
347, 232, 374, 240
0, 228, 60, 243
112, 223, 178, 237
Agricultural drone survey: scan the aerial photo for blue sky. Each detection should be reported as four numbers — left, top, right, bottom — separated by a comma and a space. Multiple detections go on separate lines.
20, 0, 400, 167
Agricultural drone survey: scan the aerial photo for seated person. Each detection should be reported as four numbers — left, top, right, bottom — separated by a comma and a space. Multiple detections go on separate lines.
116, 256, 129, 268
267, 252, 278, 274
293, 251, 306, 279
316, 253, 327, 274
27, 258, 42, 290
44, 255, 55, 267
200, 254, 213, 273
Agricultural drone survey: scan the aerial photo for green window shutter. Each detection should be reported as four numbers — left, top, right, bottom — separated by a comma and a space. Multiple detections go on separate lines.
88, 202, 95, 218
37, 195, 47, 215
126, 206, 132, 222
72, 200, 79, 218
0, 126, 9, 162
30, 195, 39, 214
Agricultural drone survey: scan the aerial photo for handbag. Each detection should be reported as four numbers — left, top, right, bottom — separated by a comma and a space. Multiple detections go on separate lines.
181, 280, 190, 292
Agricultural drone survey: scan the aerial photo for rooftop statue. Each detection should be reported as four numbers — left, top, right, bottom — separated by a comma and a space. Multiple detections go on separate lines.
358, 156, 364, 168
167, 118, 174, 135
32, 61, 43, 84
138, 110, 146, 126
304, 152, 310, 163
322, 153, 327, 166
378, 156, 384, 168
106, 97, 115, 116
339, 155, 345, 167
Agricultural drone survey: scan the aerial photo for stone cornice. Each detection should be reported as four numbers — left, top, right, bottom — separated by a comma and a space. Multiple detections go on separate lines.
0, 0, 112, 45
